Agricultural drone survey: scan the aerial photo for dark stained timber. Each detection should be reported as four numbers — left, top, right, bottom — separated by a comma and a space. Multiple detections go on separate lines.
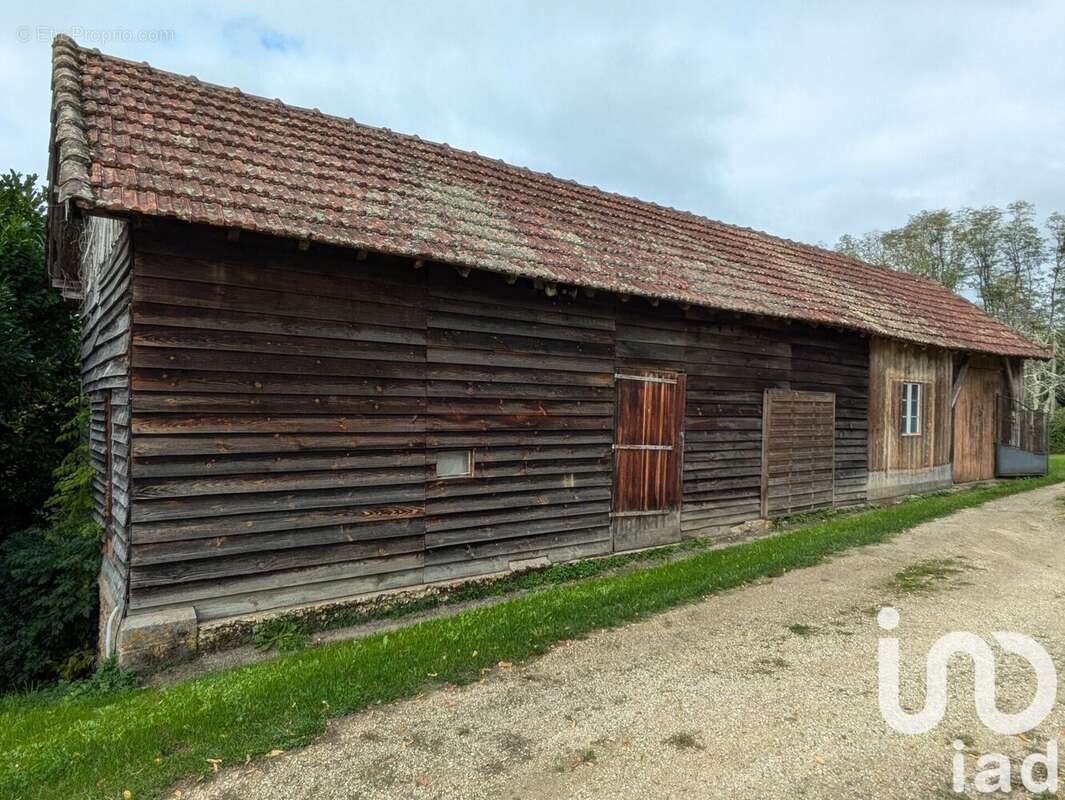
110, 221, 870, 626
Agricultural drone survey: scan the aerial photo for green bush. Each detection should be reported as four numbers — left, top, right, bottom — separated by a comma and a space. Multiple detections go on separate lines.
0, 402, 101, 691
0, 172, 79, 537
1050, 407, 1065, 454
0, 528, 99, 689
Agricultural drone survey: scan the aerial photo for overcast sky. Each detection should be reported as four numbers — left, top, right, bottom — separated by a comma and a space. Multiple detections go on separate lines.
2, 1, 1063, 247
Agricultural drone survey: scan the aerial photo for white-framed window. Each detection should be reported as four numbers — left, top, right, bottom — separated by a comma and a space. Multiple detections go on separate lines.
900, 382, 922, 436
436, 450, 473, 479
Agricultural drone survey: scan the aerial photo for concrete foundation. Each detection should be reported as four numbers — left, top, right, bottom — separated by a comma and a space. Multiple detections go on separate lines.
867, 464, 953, 502
116, 607, 198, 671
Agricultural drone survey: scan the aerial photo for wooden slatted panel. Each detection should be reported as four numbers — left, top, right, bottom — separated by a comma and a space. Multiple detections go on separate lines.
613, 371, 684, 513
998, 397, 1048, 454
761, 389, 836, 517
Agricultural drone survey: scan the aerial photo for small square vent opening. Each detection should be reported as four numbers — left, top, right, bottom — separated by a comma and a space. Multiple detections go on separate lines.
436, 450, 473, 479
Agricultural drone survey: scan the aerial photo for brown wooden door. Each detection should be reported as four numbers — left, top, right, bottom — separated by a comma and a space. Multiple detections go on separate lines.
613, 371, 685, 514
761, 389, 835, 517
953, 366, 1004, 482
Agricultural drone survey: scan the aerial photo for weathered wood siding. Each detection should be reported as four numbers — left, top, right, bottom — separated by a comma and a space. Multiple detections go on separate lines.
953, 356, 1006, 482
423, 271, 615, 582
80, 218, 132, 611
128, 230, 427, 621
615, 306, 868, 537
120, 222, 870, 623
867, 338, 953, 499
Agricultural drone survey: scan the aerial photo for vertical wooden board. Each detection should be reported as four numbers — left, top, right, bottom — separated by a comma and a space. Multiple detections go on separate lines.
760, 391, 771, 518
612, 371, 684, 514
761, 389, 836, 517
867, 338, 953, 498
953, 364, 1005, 482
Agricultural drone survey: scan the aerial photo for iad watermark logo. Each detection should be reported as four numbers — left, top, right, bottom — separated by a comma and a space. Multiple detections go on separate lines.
877, 607, 1059, 794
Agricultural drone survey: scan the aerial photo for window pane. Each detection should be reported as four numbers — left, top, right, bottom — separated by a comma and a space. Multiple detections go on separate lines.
900, 382, 921, 435
436, 451, 472, 478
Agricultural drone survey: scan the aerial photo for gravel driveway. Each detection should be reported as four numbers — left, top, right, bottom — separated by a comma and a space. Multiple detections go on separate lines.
184, 485, 1065, 799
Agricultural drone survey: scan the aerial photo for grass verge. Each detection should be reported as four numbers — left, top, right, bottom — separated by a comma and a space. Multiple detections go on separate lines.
3, 457, 1062, 800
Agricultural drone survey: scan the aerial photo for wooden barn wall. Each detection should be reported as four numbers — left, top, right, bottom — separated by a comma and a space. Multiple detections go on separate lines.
127, 228, 428, 622
124, 222, 869, 623
80, 218, 133, 611
423, 272, 616, 582
615, 307, 868, 534
867, 338, 953, 499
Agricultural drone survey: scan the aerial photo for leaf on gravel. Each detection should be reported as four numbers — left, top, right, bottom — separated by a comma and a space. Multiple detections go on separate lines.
267, 749, 285, 758
814, 756, 826, 765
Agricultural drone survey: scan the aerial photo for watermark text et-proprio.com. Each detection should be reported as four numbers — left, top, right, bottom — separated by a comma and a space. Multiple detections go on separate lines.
15, 25, 175, 45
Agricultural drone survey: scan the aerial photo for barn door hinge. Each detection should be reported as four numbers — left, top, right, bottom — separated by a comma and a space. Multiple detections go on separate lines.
614, 373, 677, 384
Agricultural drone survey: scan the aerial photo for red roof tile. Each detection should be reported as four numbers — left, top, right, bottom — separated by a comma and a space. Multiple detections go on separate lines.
48, 35, 1048, 359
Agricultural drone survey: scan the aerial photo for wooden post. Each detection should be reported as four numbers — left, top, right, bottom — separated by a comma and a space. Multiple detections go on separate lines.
760, 389, 771, 519
950, 356, 970, 408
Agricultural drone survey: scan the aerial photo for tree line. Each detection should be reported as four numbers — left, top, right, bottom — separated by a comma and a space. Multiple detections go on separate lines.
836, 201, 1065, 412
0, 172, 99, 688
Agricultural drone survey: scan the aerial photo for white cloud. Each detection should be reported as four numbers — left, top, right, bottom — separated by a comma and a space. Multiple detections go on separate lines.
2, 0, 1063, 246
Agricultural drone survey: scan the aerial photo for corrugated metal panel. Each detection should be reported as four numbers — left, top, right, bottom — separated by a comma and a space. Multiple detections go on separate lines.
995, 445, 1048, 477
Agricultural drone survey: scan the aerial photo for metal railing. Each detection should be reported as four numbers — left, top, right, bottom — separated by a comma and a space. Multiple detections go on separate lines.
997, 396, 1049, 455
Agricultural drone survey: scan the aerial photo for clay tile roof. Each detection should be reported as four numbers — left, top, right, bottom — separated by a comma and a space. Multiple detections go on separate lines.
47, 35, 1048, 359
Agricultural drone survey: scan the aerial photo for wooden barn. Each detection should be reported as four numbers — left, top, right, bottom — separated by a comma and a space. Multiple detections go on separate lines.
44, 37, 1049, 663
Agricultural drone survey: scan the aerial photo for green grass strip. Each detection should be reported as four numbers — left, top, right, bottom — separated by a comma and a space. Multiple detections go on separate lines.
3, 457, 1062, 800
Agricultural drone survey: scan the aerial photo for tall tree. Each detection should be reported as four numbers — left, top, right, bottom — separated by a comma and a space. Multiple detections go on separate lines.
954, 206, 1007, 317
0, 172, 79, 537
836, 201, 1065, 411
999, 200, 1046, 331
881, 210, 967, 292
836, 231, 888, 267
1041, 212, 1065, 411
